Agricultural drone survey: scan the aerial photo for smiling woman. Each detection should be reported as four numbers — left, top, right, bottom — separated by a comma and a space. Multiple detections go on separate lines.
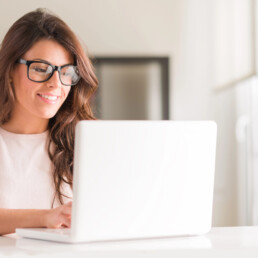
0, 8, 98, 235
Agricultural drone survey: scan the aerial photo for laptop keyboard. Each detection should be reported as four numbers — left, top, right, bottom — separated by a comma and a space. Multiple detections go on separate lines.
35, 228, 71, 235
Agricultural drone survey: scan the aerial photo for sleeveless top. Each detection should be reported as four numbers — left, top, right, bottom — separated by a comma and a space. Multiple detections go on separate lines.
0, 127, 72, 209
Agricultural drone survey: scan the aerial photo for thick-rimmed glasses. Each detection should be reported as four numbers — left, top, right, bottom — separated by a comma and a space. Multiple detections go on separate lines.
16, 58, 81, 86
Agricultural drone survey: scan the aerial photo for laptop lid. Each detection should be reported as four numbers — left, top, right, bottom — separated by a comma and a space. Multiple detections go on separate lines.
71, 121, 217, 242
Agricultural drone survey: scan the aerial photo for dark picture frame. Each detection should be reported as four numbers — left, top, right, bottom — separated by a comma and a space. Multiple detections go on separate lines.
92, 57, 170, 120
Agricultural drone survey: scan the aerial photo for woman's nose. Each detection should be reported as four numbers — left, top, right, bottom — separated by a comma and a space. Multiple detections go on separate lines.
46, 70, 62, 88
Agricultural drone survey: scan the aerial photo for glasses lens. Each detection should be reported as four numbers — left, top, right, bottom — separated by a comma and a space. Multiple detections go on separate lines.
60, 65, 80, 86
29, 62, 53, 82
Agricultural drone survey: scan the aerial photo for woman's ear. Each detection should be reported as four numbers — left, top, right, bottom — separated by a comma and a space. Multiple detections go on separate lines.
9, 66, 15, 85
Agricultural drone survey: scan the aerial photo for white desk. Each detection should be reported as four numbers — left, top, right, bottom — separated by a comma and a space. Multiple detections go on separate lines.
1, 227, 258, 257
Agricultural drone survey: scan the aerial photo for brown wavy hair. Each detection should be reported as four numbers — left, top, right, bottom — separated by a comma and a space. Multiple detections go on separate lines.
0, 9, 98, 205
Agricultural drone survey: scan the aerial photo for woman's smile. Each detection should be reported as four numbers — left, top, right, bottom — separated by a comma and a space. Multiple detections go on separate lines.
37, 93, 61, 104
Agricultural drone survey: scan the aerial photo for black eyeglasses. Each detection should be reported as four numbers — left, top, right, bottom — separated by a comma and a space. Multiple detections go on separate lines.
16, 58, 81, 86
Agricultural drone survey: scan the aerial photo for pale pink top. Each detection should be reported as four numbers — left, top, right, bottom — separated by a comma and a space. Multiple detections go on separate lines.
0, 127, 72, 209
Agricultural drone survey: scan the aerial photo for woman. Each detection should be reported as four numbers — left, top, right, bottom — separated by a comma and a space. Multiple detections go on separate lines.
0, 9, 98, 235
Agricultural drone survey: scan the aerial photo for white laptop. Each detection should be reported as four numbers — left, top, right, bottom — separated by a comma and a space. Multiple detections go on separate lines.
16, 120, 217, 243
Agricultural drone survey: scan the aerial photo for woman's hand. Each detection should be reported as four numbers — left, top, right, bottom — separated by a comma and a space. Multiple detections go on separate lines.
44, 201, 72, 228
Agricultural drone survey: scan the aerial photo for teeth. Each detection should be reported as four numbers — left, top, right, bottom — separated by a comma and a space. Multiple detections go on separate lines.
39, 94, 58, 100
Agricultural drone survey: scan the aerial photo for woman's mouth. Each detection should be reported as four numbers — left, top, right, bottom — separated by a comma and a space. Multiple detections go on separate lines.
37, 93, 60, 104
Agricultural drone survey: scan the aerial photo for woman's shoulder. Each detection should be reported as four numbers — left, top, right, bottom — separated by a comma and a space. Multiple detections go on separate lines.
0, 126, 50, 164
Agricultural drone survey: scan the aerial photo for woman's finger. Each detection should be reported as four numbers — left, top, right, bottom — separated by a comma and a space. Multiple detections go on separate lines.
61, 214, 71, 228
66, 201, 72, 207
61, 206, 72, 216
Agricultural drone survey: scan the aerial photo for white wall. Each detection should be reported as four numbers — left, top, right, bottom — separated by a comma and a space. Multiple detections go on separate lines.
0, 0, 242, 226
0, 0, 214, 120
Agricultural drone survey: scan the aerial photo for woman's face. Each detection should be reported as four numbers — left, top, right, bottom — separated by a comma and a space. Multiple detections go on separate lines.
11, 39, 73, 121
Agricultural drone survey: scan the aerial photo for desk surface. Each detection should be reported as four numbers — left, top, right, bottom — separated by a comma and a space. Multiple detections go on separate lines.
1, 227, 258, 257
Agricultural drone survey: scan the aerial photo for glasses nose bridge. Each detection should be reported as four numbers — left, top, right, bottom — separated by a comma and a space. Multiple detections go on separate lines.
52, 65, 62, 73
49, 65, 62, 85
51, 65, 62, 78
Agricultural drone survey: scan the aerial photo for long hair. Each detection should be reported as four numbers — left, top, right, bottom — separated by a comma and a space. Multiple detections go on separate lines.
0, 9, 98, 205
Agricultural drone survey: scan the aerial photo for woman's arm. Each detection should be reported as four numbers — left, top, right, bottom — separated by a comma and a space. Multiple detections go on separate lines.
0, 201, 72, 235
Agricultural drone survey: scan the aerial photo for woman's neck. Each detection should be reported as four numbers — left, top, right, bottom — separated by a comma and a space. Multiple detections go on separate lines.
1, 115, 49, 134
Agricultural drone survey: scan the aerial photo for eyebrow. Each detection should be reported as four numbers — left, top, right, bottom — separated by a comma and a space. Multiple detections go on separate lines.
31, 58, 74, 66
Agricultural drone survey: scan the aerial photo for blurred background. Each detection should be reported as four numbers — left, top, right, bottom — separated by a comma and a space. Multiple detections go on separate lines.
0, 0, 257, 227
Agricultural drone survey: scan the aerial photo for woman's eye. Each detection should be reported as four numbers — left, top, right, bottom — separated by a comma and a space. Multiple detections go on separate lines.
61, 71, 72, 77
30, 64, 50, 73
33, 67, 47, 73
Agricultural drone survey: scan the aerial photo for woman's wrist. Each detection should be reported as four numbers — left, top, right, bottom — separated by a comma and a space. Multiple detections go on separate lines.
39, 209, 49, 228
